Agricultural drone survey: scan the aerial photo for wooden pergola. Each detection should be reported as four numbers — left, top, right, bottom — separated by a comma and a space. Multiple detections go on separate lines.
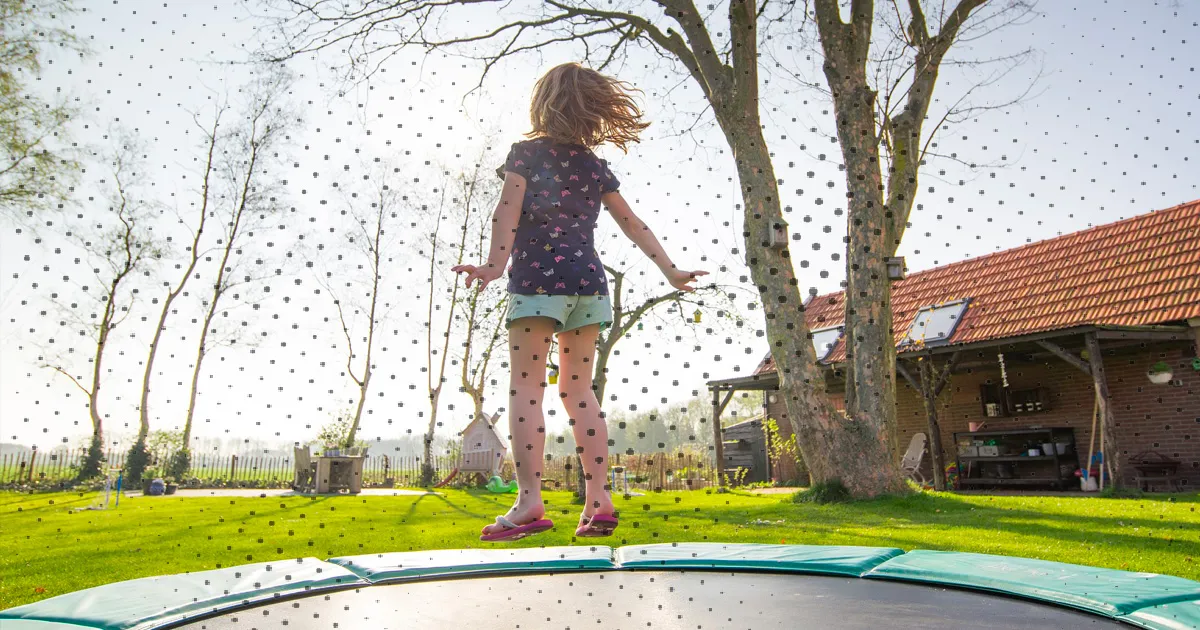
707, 323, 1196, 490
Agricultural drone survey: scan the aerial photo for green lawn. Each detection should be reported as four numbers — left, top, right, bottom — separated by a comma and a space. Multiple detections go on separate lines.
1, 488, 1197, 610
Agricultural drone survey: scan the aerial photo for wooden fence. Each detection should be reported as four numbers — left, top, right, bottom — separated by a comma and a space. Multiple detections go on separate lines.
0, 447, 719, 491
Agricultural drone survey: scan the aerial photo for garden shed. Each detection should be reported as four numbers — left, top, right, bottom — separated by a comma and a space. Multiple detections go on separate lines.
720, 417, 770, 485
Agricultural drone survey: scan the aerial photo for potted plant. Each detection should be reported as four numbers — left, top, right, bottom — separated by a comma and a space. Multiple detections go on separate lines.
1147, 361, 1173, 385
164, 477, 178, 495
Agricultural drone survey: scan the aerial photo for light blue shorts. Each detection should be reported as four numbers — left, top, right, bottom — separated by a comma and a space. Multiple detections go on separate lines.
506, 294, 613, 333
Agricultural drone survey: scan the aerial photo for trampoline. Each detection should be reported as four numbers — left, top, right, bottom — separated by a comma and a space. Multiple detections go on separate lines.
2, 543, 1198, 629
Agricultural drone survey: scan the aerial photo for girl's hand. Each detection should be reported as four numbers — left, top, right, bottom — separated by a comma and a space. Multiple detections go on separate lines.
452, 262, 504, 291
664, 268, 708, 293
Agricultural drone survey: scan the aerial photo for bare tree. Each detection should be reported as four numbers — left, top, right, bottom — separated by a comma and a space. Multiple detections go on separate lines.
251, 0, 1028, 496
179, 66, 297, 471
451, 150, 510, 427
418, 173, 466, 486
810, 0, 1035, 487
314, 157, 409, 449
127, 98, 228, 483
42, 128, 160, 480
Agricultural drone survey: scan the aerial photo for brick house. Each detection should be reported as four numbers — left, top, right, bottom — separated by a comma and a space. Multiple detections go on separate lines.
707, 200, 1200, 490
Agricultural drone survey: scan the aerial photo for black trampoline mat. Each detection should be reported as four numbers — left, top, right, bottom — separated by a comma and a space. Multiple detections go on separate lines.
175, 570, 1129, 629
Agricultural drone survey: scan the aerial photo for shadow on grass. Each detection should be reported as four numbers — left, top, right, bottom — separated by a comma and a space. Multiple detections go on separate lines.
777, 490, 1200, 561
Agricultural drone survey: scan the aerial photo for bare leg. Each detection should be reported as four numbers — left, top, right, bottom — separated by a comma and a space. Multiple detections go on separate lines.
481, 316, 556, 536
556, 323, 615, 519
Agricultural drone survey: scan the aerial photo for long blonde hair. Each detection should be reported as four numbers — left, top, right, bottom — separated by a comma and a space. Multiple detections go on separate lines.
525, 62, 650, 153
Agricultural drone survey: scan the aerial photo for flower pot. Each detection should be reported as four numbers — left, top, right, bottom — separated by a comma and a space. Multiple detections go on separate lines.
165, 483, 178, 495
1147, 371, 1172, 385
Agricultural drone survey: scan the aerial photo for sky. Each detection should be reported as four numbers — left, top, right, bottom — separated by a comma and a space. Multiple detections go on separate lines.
0, 0, 1196, 454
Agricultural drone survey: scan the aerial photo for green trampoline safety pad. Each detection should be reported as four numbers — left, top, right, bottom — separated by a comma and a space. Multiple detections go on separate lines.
0, 557, 363, 630
1120, 598, 1200, 630
616, 542, 904, 577
0, 621, 97, 630
327, 545, 616, 582
865, 549, 1200, 619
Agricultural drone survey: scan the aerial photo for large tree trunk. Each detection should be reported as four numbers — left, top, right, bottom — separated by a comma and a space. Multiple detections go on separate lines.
727, 132, 903, 496
707, 0, 906, 497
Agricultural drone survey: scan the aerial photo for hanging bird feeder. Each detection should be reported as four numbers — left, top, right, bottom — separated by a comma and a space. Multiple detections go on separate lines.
548, 365, 559, 385
693, 309, 702, 323
637, 322, 643, 331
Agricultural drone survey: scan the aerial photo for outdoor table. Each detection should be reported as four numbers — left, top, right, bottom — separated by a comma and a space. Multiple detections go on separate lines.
312, 455, 366, 494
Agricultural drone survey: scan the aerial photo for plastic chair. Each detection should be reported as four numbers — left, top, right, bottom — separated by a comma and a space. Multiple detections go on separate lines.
900, 432, 929, 486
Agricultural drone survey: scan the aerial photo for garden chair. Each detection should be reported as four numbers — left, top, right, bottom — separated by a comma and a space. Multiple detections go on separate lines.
293, 446, 317, 493
900, 432, 929, 486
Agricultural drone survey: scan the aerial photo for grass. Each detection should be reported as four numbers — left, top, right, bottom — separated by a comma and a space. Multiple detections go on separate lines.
1, 488, 1197, 610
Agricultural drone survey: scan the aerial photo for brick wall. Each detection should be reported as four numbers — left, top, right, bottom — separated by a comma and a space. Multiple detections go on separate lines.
763, 340, 1198, 489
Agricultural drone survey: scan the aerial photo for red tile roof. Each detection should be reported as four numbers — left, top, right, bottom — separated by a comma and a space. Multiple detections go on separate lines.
754, 199, 1200, 375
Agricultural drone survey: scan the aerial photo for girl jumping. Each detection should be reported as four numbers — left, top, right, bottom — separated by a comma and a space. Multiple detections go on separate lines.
452, 62, 706, 542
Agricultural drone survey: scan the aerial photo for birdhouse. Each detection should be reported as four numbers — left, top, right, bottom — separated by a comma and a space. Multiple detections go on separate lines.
768, 221, 789, 249
885, 256, 907, 281
693, 309, 702, 323
637, 322, 643, 331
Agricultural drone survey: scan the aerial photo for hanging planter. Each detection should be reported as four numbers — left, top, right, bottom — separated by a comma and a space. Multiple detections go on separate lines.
1147, 361, 1173, 385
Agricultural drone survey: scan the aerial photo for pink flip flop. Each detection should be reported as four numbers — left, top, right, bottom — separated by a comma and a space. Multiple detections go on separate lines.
480, 515, 554, 542
575, 513, 618, 537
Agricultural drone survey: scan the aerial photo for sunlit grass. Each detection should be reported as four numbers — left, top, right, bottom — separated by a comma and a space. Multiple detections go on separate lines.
1, 488, 1196, 610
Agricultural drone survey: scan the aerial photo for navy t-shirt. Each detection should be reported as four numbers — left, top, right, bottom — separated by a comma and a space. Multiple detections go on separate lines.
496, 138, 620, 296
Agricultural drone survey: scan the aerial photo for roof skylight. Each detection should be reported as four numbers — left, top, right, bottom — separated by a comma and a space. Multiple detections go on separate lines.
901, 299, 970, 347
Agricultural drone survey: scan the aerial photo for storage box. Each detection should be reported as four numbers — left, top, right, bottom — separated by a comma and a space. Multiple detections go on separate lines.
959, 445, 979, 457
978, 445, 999, 457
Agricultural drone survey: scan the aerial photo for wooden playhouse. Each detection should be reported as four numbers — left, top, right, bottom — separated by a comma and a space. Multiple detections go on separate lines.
457, 411, 508, 485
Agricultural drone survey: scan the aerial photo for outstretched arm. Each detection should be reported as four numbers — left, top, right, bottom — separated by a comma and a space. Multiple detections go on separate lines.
603, 190, 706, 292
453, 171, 525, 291
485, 172, 526, 268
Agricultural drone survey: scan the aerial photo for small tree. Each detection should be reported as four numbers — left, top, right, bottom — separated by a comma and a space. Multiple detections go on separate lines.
179, 66, 297, 468
129, 96, 228, 484
450, 141, 510, 425
42, 128, 160, 480
314, 156, 408, 448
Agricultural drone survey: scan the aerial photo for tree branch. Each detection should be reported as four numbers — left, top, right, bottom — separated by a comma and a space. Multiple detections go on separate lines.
44, 365, 92, 397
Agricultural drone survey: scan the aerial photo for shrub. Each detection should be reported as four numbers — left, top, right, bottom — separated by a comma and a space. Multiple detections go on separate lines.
793, 480, 852, 504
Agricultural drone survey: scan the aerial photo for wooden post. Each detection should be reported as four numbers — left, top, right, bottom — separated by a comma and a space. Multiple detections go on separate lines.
712, 388, 724, 488
27, 448, 37, 482
230, 454, 239, 481
1084, 333, 1121, 488
711, 388, 734, 488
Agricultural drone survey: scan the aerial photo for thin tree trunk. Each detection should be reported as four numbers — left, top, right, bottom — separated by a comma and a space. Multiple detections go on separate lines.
138, 112, 220, 453
181, 99, 266, 449
917, 360, 946, 490
344, 204, 384, 448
